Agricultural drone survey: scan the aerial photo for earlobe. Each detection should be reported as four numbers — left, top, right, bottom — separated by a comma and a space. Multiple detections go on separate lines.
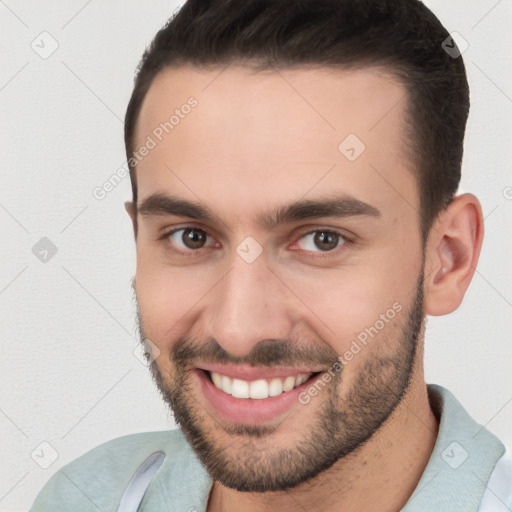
424, 194, 484, 316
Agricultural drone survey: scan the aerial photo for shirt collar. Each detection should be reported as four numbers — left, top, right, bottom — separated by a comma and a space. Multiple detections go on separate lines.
401, 383, 505, 512
147, 383, 505, 511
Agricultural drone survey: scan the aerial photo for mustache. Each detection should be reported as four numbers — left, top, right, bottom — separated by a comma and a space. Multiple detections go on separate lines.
170, 336, 340, 369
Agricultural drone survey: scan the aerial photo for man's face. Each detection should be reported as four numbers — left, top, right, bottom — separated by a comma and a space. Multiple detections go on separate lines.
130, 65, 426, 491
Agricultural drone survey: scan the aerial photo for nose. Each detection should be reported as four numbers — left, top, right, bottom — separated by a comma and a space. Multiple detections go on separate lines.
203, 250, 294, 358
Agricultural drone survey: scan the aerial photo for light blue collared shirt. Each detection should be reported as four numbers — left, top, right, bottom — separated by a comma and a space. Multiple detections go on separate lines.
30, 384, 511, 511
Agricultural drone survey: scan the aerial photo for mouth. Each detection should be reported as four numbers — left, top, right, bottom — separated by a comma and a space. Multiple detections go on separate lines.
193, 365, 324, 425
207, 370, 315, 399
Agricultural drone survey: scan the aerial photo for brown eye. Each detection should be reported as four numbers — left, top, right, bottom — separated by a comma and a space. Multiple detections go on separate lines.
296, 230, 345, 252
166, 228, 214, 251
182, 228, 207, 249
313, 231, 339, 251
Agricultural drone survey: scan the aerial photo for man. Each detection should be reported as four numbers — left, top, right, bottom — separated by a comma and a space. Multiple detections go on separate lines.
30, 0, 511, 510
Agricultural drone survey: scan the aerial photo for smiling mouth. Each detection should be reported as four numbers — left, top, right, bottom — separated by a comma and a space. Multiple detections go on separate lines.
204, 370, 321, 399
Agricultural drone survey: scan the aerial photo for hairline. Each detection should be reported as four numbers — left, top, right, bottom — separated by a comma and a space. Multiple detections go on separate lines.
127, 60, 432, 243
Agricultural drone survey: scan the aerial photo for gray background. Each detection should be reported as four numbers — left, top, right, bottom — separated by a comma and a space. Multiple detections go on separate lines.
0, 1, 511, 510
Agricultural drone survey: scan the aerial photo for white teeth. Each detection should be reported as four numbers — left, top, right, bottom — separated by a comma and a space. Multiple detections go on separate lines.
282, 376, 295, 392
209, 371, 312, 399
295, 374, 308, 386
211, 372, 222, 388
231, 378, 249, 398
221, 375, 232, 395
268, 378, 283, 397
249, 379, 268, 399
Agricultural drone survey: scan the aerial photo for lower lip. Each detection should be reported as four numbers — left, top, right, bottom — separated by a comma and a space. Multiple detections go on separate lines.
194, 369, 322, 425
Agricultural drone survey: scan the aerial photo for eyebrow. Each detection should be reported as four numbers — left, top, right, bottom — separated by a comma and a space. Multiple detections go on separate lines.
137, 193, 381, 230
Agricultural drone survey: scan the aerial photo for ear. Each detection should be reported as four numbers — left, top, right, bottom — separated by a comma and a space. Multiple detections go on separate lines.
125, 201, 137, 238
424, 193, 484, 316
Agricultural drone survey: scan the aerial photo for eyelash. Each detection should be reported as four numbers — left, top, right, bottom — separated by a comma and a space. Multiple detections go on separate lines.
159, 226, 353, 258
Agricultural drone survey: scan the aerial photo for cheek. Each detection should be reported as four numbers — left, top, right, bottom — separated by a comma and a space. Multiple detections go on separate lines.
285, 261, 416, 355
134, 259, 210, 350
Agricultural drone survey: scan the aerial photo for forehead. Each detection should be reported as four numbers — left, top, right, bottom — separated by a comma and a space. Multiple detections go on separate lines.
134, 65, 417, 226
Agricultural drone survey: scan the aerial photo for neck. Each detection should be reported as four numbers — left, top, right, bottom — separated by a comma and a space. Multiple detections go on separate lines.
207, 376, 439, 512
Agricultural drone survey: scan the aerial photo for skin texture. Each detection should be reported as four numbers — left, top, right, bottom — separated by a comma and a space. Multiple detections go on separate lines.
125, 65, 484, 511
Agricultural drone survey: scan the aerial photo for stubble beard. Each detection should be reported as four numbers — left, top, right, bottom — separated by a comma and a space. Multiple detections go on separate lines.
134, 271, 425, 492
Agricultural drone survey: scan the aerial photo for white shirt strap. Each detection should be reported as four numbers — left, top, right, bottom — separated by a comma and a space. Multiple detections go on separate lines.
117, 451, 165, 512
478, 445, 512, 511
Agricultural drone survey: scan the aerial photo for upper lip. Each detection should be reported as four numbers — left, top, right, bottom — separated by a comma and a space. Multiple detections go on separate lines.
195, 362, 324, 381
